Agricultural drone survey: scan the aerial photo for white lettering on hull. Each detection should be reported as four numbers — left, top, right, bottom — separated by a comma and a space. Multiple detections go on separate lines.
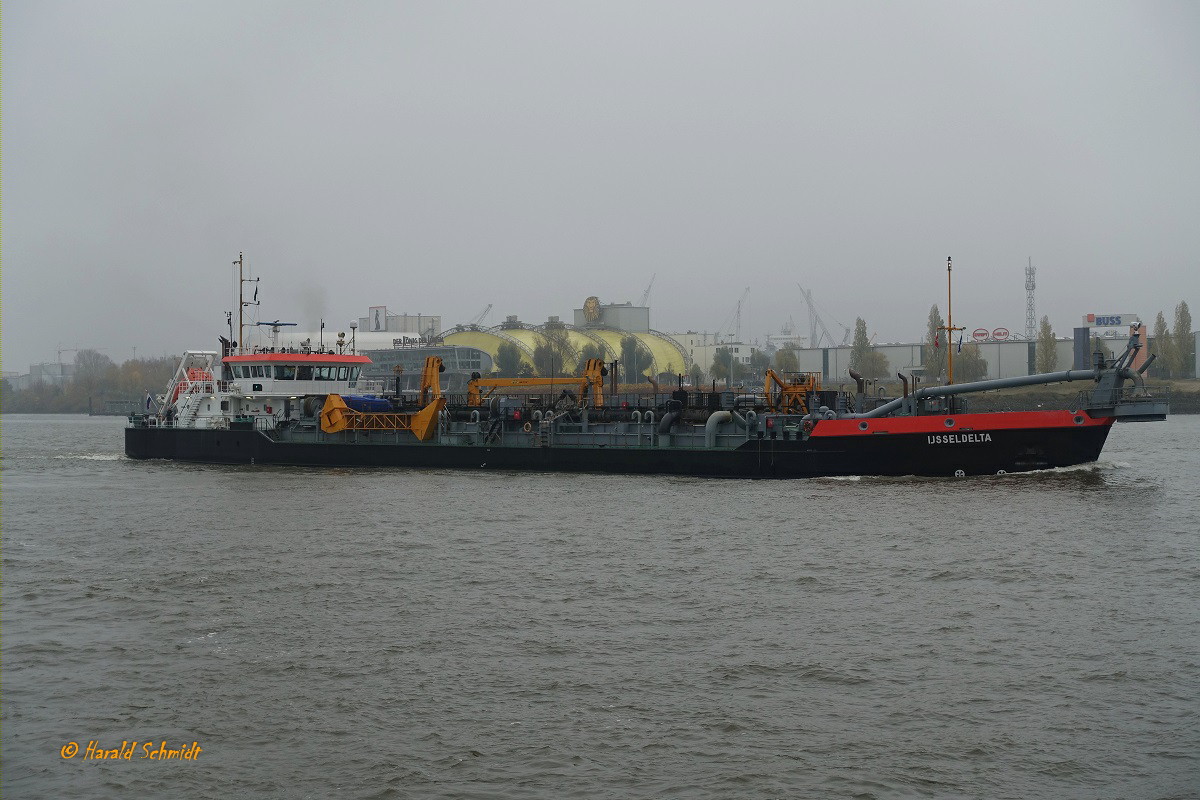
927, 433, 993, 445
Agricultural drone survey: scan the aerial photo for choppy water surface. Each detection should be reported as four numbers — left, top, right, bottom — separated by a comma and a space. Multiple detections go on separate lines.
3, 414, 1198, 799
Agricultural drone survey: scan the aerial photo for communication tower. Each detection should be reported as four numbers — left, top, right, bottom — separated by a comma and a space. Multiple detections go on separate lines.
1025, 257, 1036, 340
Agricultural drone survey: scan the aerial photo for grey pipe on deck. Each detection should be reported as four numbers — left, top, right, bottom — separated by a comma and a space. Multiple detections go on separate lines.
844, 368, 1100, 419
658, 411, 681, 435
706, 410, 732, 448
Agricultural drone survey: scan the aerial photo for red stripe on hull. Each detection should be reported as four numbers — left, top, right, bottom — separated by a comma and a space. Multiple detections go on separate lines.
810, 410, 1112, 437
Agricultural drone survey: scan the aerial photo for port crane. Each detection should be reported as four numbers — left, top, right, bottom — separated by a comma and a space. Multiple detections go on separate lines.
468, 304, 493, 326
639, 274, 656, 307
798, 284, 850, 347
715, 287, 751, 343
733, 287, 749, 342
55, 345, 108, 364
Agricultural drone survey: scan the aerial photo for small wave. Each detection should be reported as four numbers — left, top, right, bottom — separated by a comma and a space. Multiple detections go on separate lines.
51, 453, 123, 461
717, 662, 871, 685
926, 570, 970, 581
1037, 758, 1088, 777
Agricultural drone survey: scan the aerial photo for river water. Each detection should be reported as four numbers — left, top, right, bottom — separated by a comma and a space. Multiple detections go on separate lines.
2, 414, 1197, 799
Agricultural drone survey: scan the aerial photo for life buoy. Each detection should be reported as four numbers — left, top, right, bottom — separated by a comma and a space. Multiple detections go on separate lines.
523, 422, 532, 433
802, 419, 814, 435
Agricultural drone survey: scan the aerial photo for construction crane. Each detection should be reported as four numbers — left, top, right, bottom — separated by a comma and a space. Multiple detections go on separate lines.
713, 287, 752, 344
469, 303, 493, 326
734, 287, 750, 342
57, 346, 79, 363
639, 274, 656, 307
798, 284, 850, 347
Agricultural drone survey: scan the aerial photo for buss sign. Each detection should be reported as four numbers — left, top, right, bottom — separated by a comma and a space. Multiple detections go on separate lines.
1085, 313, 1139, 327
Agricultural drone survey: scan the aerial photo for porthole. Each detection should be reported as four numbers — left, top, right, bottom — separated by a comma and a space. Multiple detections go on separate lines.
1073, 415, 1085, 425
944, 418, 955, 428
858, 421, 869, 431
954, 469, 966, 477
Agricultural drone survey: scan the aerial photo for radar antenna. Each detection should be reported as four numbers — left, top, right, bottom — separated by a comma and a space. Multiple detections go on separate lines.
254, 320, 297, 350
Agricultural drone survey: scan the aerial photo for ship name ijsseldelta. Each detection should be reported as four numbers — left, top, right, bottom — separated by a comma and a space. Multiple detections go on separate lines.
927, 433, 993, 445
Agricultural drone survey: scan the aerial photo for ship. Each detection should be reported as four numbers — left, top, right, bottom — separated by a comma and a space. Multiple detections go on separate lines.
125, 326, 1168, 479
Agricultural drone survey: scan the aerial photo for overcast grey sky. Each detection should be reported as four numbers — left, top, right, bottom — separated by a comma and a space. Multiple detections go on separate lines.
4, 0, 1198, 368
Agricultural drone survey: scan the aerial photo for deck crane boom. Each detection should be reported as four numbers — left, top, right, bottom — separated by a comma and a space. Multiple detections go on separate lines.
467, 359, 609, 408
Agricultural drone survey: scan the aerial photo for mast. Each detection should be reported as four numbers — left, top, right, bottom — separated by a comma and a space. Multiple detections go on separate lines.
235, 252, 259, 355
940, 256, 964, 385
236, 253, 244, 354
947, 256, 953, 384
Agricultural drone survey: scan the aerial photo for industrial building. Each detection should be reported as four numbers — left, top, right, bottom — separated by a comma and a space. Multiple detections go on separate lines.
668, 331, 758, 377
3, 362, 75, 391
442, 298, 690, 382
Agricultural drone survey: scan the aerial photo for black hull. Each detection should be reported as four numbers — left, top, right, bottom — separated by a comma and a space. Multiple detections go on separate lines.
125, 421, 1112, 478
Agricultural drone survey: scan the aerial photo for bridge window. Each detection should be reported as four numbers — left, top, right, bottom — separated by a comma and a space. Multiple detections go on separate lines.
274, 365, 296, 380
314, 366, 336, 380
337, 366, 349, 381
297, 365, 314, 380
251, 365, 265, 378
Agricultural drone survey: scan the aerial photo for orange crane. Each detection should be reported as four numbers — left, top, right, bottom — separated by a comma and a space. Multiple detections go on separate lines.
467, 359, 608, 407
764, 369, 822, 414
